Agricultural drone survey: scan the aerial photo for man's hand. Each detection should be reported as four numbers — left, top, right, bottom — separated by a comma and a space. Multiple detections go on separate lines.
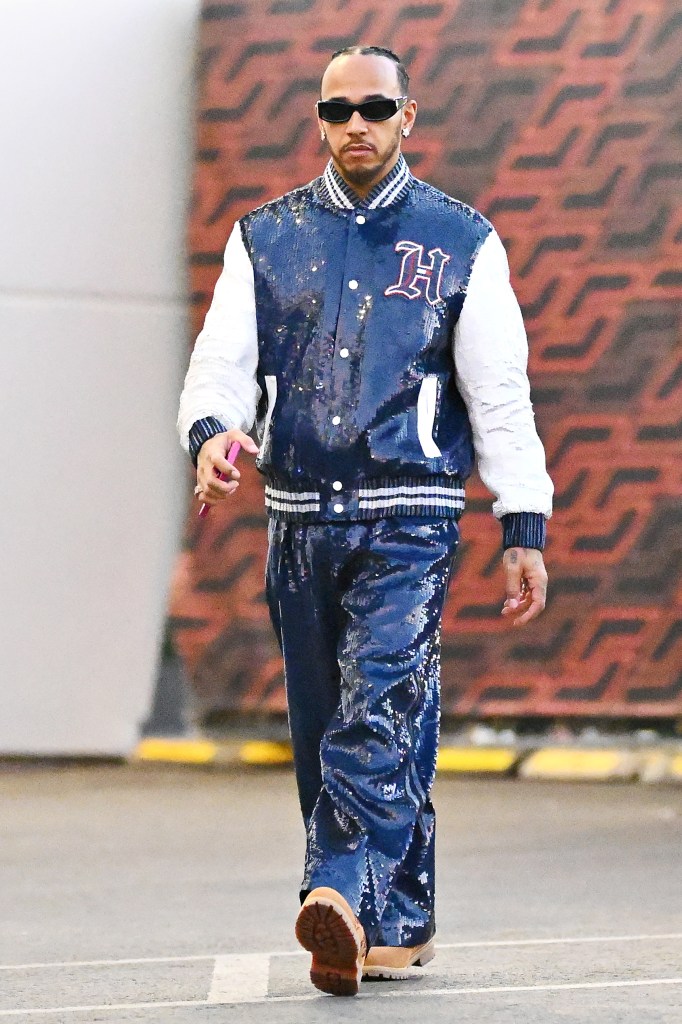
195, 429, 259, 507
501, 547, 548, 627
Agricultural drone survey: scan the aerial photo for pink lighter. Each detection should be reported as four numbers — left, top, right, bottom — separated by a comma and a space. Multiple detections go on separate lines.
198, 441, 242, 518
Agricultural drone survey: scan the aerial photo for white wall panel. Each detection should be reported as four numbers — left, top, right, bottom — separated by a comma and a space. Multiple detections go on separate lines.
0, 0, 198, 298
0, 0, 201, 753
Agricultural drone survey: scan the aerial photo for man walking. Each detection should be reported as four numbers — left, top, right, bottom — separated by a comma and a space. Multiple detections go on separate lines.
178, 45, 552, 996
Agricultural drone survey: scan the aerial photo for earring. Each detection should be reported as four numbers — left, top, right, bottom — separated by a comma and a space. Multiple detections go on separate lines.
402, 128, 410, 138
320, 130, 326, 140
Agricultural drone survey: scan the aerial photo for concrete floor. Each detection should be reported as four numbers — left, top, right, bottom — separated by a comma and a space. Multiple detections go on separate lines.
1, 764, 681, 1022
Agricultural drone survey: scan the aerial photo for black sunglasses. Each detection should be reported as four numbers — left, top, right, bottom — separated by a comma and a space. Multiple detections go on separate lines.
316, 96, 408, 123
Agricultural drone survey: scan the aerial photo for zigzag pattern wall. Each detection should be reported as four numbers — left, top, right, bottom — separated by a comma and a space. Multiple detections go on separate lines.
169, 0, 682, 718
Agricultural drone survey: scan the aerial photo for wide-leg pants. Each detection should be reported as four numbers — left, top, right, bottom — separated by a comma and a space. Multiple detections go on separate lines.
266, 516, 459, 949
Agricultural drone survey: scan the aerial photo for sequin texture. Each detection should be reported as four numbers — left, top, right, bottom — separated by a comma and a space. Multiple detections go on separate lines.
239, 162, 493, 522
266, 516, 459, 947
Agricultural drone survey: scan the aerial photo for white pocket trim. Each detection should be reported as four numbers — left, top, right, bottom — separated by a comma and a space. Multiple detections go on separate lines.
260, 375, 277, 447
417, 375, 442, 458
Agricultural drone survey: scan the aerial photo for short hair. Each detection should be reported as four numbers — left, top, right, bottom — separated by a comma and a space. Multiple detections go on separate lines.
328, 46, 410, 96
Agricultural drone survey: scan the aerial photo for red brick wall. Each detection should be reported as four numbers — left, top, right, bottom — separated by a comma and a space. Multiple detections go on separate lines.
170, 0, 682, 718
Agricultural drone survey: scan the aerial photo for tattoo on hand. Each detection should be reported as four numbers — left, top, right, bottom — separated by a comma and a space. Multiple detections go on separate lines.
509, 550, 518, 563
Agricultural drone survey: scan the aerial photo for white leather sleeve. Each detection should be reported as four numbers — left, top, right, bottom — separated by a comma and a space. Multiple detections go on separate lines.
453, 229, 554, 519
177, 221, 260, 453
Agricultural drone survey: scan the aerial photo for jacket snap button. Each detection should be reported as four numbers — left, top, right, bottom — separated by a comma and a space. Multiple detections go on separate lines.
333, 503, 344, 513
339, 348, 349, 358
348, 280, 359, 289
332, 481, 342, 491
356, 215, 366, 225
332, 415, 341, 424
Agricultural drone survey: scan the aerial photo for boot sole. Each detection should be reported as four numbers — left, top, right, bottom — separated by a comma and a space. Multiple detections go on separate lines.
295, 894, 365, 996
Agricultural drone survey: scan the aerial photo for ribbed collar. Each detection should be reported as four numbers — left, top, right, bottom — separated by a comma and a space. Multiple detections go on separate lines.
322, 154, 412, 210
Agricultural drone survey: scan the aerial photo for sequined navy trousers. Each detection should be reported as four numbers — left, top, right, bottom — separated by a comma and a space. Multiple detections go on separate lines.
266, 516, 459, 949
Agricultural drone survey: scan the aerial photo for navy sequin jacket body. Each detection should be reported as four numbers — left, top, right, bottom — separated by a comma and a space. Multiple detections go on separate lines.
178, 157, 553, 549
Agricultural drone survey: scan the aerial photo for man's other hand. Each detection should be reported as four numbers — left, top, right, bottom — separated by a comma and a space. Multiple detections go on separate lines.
501, 547, 548, 627
195, 429, 259, 507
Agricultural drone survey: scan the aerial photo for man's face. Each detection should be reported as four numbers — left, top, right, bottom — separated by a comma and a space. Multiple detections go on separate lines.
317, 53, 417, 193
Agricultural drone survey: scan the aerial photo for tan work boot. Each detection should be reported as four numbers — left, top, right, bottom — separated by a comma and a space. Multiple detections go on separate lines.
362, 938, 436, 980
295, 887, 367, 996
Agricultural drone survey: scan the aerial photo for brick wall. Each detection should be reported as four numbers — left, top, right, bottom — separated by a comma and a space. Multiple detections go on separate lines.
170, 0, 682, 718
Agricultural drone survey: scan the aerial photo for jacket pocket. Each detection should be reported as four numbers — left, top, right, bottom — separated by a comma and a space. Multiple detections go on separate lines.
417, 374, 443, 458
260, 375, 277, 451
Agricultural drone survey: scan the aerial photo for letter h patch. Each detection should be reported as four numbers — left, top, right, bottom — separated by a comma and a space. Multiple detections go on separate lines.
385, 241, 450, 306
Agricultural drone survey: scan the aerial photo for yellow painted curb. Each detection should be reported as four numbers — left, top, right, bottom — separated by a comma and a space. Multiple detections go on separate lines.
133, 738, 217, 764
131, 738, 682, 781
240, 740, 293, 766
520, 748, 637, 781
437, 747, 517, 773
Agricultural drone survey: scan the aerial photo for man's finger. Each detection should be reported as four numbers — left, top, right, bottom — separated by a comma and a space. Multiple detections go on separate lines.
206, 478, 239, 496
512, 585, 546, 626
233, 433, 259, 455
205, 473, 233, 492
501, 591, 532, 617
209, 456, 240, 478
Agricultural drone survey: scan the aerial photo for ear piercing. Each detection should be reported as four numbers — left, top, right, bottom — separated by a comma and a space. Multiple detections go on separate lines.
402, 128, 410, 138
320, 130, 326, 140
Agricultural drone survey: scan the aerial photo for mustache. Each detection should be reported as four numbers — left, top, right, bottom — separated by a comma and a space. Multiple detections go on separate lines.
342, 141, 376, 152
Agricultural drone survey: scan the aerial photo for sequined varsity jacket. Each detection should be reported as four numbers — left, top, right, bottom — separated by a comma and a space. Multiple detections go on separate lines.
178, 156, 553, 549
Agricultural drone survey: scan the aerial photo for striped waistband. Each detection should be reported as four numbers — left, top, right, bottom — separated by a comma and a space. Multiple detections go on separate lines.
264, 475, 465, 522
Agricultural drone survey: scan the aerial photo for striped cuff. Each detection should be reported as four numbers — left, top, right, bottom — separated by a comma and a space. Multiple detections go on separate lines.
501, 512, 547, 550
188, 416, 229, 467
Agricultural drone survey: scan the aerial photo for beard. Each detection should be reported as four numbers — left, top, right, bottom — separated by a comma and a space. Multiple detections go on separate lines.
334, 129, 401, 188
342, 163, 382, 187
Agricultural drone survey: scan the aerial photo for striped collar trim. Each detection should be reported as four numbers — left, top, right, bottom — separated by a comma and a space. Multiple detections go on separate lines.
322, 155, 412, 210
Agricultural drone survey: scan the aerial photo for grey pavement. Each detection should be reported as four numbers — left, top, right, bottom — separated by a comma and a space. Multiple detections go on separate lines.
1, 764, 681, 1022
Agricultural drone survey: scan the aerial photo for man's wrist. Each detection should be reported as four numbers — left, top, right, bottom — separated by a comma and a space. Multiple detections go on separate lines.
188, 416, 230, 467
501, 512, 546, 551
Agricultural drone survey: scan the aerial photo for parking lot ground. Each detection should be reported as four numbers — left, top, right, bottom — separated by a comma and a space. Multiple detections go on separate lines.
2, 764, 681, 1023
